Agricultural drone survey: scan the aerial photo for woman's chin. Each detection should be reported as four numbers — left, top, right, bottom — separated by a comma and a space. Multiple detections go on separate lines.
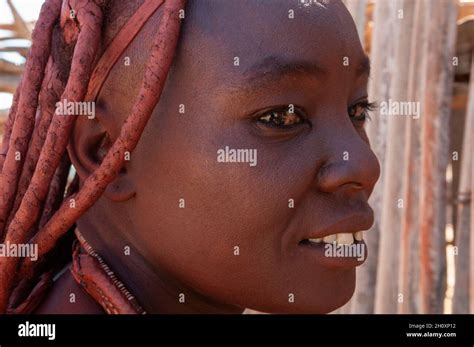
245, 276, 356, 314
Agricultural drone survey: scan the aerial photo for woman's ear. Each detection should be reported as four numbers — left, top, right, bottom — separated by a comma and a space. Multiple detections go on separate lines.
68, 112, 136, 202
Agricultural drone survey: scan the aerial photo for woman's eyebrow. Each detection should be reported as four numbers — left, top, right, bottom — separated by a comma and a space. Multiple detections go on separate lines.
243, 55, 328, 85
244, 54, 371, 82
220, 55, 328, 95
224, 54, 371, 95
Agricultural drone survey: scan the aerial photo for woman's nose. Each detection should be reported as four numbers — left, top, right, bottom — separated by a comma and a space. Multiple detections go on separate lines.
316, 131, 380, 198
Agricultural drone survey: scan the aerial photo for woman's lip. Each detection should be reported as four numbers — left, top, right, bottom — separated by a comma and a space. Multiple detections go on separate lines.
301, 210, 374, 241
298, 239, 368, 269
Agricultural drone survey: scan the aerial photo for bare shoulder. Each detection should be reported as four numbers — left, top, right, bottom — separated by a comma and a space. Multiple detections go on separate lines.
33, 265, 104, 314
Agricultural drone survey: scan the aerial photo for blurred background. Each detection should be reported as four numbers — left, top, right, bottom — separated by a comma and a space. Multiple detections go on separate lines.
0, 0, 473, 314
339, 0, 474, 315
0, 0, 43, 118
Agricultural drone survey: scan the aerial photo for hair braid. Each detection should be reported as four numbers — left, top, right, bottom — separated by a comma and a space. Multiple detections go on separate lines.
0, 0, 186, 314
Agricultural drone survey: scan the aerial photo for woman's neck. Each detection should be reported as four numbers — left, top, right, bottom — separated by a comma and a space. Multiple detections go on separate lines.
75, 218, 243, 314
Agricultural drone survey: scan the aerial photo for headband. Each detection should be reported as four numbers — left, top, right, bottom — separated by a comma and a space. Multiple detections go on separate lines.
84, 0, 165, 102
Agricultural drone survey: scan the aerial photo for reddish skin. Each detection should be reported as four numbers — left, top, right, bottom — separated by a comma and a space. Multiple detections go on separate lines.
0, 0, 62, 238
0, 0, 103, 312
8, 58, 66, 231
36, 0, 380, 314
18, 0, 183, 283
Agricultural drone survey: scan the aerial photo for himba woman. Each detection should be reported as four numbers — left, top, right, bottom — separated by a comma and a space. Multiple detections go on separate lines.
0, 0, 380, 314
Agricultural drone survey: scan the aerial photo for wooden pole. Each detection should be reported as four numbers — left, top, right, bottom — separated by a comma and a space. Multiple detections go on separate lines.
374, 0, 415, 314
467, 55, 474, 313
453, 57, 473, 313
398, 0, 425, 314
351, 0, 398, 313
5, 0, 31, 40
418, 0, 458, 314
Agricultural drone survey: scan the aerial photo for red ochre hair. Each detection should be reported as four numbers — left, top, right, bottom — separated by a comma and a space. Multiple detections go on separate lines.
0, 0, 185, 313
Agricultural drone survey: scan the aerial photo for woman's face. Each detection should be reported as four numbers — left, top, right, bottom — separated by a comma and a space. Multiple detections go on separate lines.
79, 0, 380, 313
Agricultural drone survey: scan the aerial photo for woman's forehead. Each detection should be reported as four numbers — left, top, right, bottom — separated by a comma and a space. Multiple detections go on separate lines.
101, 0, 366, 107
177, 0, 366, 87
184, 0, 361, 55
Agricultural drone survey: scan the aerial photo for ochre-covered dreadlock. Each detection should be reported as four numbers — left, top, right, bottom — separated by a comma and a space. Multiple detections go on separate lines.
0, 0, 185, 313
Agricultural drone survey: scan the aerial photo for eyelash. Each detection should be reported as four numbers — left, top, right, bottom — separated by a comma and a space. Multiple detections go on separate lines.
348, 101, 377, 123
256, 101, 376, 129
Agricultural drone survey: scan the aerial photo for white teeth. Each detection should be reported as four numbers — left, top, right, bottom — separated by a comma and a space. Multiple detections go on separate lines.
304, 232, 364, 246
336, 233, 354, 245
323, 234, 337, 243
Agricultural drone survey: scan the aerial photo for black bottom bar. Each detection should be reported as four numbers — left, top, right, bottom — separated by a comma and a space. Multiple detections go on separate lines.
0, 314, 472, 346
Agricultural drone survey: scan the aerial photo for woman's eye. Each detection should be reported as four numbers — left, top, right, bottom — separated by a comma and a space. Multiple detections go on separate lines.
348, 101, 376, 124
257, 108, 307, 129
